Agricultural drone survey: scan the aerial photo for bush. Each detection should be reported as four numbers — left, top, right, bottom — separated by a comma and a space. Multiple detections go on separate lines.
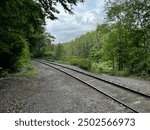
91, 61, 112, 74
71, 58, 91, 70
0, 32, 30, 72
10, 36, 30, 72
62, 56, 92, 70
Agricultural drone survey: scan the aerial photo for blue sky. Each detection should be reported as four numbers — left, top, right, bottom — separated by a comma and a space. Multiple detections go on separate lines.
46, 0, 105, 43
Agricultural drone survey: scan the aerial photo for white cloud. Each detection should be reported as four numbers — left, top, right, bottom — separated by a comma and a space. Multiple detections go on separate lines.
45, 0, 105, 43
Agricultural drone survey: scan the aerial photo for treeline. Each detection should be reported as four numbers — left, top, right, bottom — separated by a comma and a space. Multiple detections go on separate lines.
0, 0, 83, 73
54, 0, 150, 76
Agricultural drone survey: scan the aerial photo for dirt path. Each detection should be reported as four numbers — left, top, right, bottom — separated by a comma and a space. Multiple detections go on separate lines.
0, 61, 131, 113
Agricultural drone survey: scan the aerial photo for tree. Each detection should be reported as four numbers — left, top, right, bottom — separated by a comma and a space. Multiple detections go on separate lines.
38, 0, 84, 20
0, 0, 84, 71
53, 0, 149, 76
54, 44, 64, 60
105, 0, 150, 74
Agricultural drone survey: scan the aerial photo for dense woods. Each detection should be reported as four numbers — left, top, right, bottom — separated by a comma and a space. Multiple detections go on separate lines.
0, 0, 83, 73
54, 0, 150, 76
0, 0, 150, 77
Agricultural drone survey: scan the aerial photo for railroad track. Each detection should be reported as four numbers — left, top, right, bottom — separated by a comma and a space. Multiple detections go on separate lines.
37, 59, 150, 113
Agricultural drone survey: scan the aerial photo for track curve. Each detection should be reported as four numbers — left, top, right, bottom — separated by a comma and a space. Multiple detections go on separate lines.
37, 59, 150, 113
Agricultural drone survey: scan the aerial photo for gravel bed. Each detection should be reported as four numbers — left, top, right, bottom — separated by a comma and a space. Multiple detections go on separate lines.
0, 61, 132, 113
0, 77, 40, 112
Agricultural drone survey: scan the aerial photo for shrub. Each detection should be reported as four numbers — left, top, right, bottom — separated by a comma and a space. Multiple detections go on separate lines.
63, 56, 92, 70
91, 61, 112, 73
0, 32, 30, 72
72, 58, 91, 70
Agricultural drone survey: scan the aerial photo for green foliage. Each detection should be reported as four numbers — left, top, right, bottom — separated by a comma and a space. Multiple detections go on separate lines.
0, 0, 83, 74
111, 69, 130, 77
70, 57, 91, 70
30, 36, 54, 58
91, 61, 112, 74
54, 44, 64, 60
104, 0, 150, 76
1, 0, 149, 78
58, 0, 150, 77
63, 57, 91, 70
63, 31, 99, 58
0, 0, 42, 72
14, 62, 38, 78
39, 0, 84, 20
0, 31, 30, 72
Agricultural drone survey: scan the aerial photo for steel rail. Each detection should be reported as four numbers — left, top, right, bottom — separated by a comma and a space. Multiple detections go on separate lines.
38, 60, 140, 113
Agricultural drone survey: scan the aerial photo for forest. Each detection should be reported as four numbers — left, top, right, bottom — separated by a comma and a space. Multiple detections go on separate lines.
0, 0, 150, 77
52, 0, 150, 77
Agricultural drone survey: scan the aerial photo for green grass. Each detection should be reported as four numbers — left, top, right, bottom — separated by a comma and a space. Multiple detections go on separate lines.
110, 69, 130, 77
14, 62, 38, 77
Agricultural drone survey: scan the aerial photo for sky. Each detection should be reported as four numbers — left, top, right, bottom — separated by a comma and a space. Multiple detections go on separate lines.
46, 0, 105, 43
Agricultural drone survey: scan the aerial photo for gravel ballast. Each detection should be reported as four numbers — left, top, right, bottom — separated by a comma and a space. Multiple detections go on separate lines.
0, 61, 139, 112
